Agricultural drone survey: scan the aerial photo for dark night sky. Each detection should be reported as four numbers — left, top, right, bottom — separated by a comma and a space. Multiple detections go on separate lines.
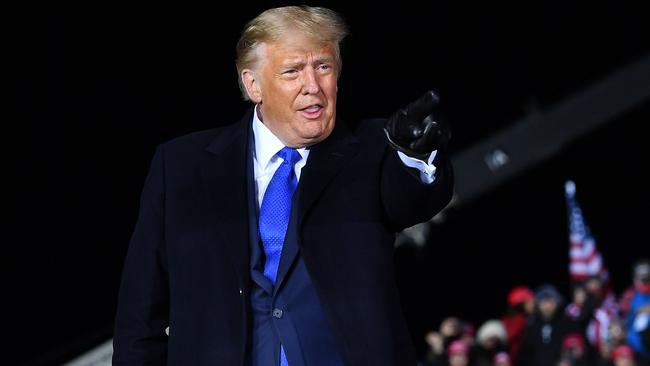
10, 2, 650, 364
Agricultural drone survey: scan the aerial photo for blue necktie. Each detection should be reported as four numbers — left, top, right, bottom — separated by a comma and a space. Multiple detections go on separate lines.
259, 147, 301, 283
259, 147, 301, 366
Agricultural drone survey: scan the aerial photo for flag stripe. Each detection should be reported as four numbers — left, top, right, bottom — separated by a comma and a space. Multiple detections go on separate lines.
565, 181, 608, 280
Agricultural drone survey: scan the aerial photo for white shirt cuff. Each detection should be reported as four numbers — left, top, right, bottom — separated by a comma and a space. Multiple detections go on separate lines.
397, 150, 438, 184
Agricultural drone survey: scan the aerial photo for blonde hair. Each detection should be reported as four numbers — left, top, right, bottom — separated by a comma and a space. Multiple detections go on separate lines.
235, 6, 349, 101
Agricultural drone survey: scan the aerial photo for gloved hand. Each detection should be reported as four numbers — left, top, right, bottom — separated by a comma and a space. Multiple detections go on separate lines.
383, 90, 451, 160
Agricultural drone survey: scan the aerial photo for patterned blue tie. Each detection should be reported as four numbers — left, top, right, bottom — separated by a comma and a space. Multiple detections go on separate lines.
259, 147, 301, 284
259, 147, 301, 366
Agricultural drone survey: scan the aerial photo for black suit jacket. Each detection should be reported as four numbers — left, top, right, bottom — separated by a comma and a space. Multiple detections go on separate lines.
113, 109, 454, 365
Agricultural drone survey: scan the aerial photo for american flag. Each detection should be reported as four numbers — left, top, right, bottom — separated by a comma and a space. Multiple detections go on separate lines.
565, 180, 608, 282
565, 180, 618, 350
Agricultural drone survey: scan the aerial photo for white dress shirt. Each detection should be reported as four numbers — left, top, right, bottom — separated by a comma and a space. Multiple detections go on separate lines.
252, 106, 438, 209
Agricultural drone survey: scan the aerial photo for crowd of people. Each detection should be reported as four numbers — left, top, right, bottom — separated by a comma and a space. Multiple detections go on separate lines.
420, 260, 650, 366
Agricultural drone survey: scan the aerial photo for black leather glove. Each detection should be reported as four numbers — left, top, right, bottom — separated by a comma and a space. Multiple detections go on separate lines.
383, 90, 451, 160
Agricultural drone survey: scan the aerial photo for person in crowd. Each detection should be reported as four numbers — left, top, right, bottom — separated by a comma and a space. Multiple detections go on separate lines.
460, 322, 477, 351
626, 260, 650, 364
423, 317, 468, 366
557, 333, 591, 366
473, 319, 508, 366
519, 284, 577, 366
493, 351, 512, 366
611, 344, 637, 366
597, 320, 630, 365
502, 286, 535, 362
423, 330, 446, 366
448, 339, 472, 366
564, 275, 619, 362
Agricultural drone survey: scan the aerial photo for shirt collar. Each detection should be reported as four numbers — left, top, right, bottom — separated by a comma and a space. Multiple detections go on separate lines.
252, 105, 308, 169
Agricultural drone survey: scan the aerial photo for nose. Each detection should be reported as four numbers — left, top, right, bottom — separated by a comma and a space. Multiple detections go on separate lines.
301, 67, 321, 95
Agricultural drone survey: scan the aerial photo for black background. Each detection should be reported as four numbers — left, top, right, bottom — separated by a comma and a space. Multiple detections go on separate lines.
10, 1, 650, 364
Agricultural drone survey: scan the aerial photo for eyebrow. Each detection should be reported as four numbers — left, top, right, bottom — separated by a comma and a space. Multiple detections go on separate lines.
281, 56, 335, 69
281, 61, 305, 69
313, 56, 334, 64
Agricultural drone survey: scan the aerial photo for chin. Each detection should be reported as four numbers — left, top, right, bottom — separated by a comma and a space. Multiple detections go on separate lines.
306, 124, 334, 140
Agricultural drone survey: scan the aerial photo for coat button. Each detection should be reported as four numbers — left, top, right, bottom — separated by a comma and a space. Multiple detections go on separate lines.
272, 308, 283, 319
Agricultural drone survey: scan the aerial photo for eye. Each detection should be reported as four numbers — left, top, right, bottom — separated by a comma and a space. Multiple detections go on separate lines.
282, 69, 298, 76
317, 64, 332, 72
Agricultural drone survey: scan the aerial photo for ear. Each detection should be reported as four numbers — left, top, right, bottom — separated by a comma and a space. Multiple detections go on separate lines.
241, 69, 262, 103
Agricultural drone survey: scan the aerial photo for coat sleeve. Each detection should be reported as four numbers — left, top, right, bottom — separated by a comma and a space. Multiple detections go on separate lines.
113, 145, 169, 365
380, 145, 454, 232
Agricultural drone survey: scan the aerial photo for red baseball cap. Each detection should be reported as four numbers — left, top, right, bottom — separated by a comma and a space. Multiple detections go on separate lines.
508, 286, 534, 306
612, 344, 634, 360
562, 333, 586, 350
448, 340, 469, 355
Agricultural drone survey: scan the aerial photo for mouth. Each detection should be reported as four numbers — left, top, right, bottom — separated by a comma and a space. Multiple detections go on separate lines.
298, 104, 324, 119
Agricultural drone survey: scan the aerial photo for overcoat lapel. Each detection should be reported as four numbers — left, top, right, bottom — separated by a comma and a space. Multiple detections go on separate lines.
201, 111, 253, 288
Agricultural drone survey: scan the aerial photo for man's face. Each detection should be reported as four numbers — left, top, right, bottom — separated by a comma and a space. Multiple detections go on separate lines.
449, 354, 468, 366
573, 286, 587, 305
585, 278, 604, 298
538, 298, 558, 319
614, 358, 635, 366
243, 32, 338, 148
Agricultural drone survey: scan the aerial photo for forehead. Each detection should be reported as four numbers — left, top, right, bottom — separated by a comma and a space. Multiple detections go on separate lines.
539, 297, 557, 303
262, 33, 335, 62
